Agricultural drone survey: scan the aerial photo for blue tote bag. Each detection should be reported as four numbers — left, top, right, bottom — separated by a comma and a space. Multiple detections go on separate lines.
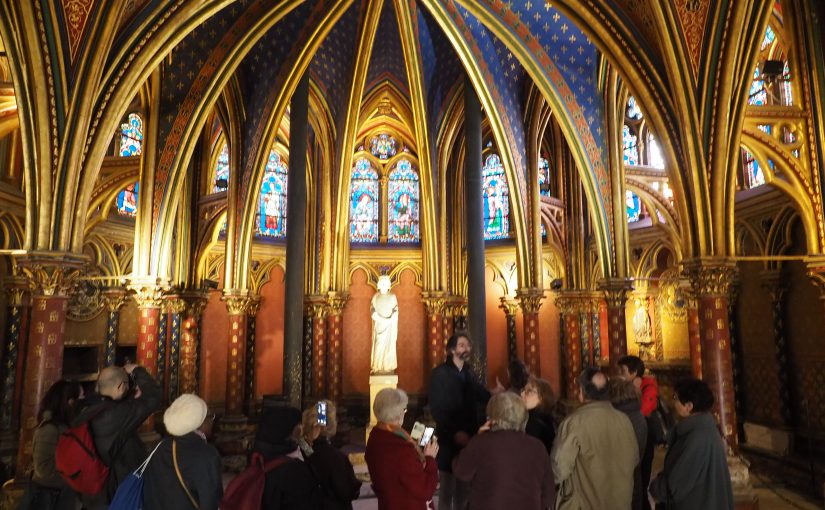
109, 441, 163, 510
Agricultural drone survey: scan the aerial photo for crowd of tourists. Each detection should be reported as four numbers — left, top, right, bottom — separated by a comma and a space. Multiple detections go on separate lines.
16, 333, 733, 510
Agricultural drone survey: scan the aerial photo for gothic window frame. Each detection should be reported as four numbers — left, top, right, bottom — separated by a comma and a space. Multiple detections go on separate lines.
387, 158, 420, 243
211, 141, 230, 193
256, 148, 289, 239
349, 156, 381, 244
115, 182, 139, 218
119, 113, 143, 157
482, 151, 511, 241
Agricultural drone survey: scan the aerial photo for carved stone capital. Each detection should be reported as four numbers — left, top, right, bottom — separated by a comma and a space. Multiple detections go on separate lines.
421, 291, 447, 315
304, 294, 328, 319
683, 259, 737, 298
165, 295, 188, 315
599, 278, 634, 308
499, 297, 519, 316
102, 288, 129, 313
246, 296, 261, 317
3, 277, 29, 306
326, 292, 349, 315
182, 290, 209, 318
222, 289, 253, 316
805, 257, 825, 300
17, 252, 86, 297
554, 291, 587, 316
130, 285, 166, 309
516, 287, 545, 314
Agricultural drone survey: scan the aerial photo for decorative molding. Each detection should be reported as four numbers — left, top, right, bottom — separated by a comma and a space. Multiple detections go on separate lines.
326, 292, 349, 315
599, 278, 634, 308
421, 291, 447, 315
498, 297, 518, 316
18, 253, 86, 297
682, 259, 737, 298
516, 287, 545, 314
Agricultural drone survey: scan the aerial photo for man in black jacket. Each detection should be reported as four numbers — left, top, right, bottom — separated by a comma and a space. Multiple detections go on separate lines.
77, 363, 161, 509
428, 332, 493, 510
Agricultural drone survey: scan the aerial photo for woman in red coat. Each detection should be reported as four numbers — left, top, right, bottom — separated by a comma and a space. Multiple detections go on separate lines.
365, 388, 439, 510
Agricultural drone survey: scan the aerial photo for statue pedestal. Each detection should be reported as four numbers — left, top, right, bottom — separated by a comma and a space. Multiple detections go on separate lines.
367, 374, 398, 443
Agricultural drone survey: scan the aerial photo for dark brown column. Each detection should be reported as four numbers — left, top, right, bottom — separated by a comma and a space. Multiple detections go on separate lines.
760, 270, 793, 426
245, 297, 260, 417
1, 281, 28, 436
326, 293, 348, 402
179, 292, 207, 395
305, 296, 328, 398
102, 288, 128, 367
601, 279, 633, 375
499, 298, 519, 363
221, 292, 252, 429
422, 293, 446, 372
517, 288, 545, 374
685, 260, 739, 449
164, 295, 187, 402
686, 290, 702, 378
555, 293, 583, 400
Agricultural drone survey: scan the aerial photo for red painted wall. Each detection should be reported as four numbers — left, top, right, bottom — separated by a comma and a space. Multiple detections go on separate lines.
342, 269, 374, 395
484, 266, 508, 387
538, 297, 561, 396
200, 289, 228, 406
393, 269, 425, 394
256, 265, 285, 397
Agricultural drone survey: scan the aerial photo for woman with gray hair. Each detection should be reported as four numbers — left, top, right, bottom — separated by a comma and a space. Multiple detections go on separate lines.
365, 388, 439, 510
453, 392, 555, 510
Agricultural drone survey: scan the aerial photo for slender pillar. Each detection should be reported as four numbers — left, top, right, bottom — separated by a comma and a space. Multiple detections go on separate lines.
283, 73, 309, 407
16, 256, 83, 478
761, 270, 793, 425
555, 293, 583, 400
102, 288, 128, 366
499, 298, 519, 363
1, 282, 28, 435
590, 297, 602, 363
179, 292, 207, 395
648, 293, 663, 361
422, 293, 446, 372
326, 293, 348, 402
245, 298, 260, 417
464, 77, 487, 384
222, 292, 252, 428
165, 296, 187, 402
685, 260, 739, 448
686, 289, 702, 378
600, 279, 633, 375
442, 300, 455, 344
130, 283, 164, 437
156, 309, 168, 388
305, 296, 328, 398
303, 308, 313, 402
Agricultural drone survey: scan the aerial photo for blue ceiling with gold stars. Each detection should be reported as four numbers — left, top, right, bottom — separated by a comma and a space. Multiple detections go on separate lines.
365, 0, 409, 97
310, 2, 361, 122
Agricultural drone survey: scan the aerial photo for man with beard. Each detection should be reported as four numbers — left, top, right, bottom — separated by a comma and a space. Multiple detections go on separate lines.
428, 332, 495, 510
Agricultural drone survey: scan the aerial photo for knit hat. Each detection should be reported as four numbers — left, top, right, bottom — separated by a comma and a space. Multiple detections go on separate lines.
255, 406, 302, 446
164, 394, 208, 436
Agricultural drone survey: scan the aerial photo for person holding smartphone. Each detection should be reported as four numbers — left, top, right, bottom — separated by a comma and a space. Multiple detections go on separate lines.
300, 401, 362, 509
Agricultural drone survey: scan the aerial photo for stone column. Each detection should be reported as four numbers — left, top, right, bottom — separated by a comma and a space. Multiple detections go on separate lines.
760, 270, 793, 425
422, 292, 446, 372
164, 295, 187, 402
600, 279, 633, 375
305, 295, 328, 398
245, 298, 260, 417
686, 288, 702, 378
156, 306, 168, 389
1, 281, 28, 436
326, 293, 348, 402
179, 292, 207, 395
222, 292, 253, 429
499, 298, 519, 363
555, 293, 583, 400
684, 260, 739, 448
442, 299, 455, 344
130, 282, 165, 438
464, 76, 487, 384
101, 288, 128, 367
283, 73, 309, 408
590, 297, 603, 363
16, 256, 83, 477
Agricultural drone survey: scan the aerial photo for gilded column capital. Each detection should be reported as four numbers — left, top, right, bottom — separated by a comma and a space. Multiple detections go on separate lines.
222, 289, 253, 316
17, 252, 86, 297
598, 278, 633, 308
182, 290, 209, 317
102, 288, 129, 313
554, 292, 585, 315
165, 295, 188, 315
682, 259, 737, 298
130, 285, 166, 309
326, 292, 349, 315
516, 287, 545, 314
305, 294, 328, 319
499, 297, 519, 316
3, 277, 29, 306
247, 296, 261, 317
421, 291, 447, 315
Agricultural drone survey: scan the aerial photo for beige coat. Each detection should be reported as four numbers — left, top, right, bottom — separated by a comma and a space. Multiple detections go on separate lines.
551, 400, 640, 510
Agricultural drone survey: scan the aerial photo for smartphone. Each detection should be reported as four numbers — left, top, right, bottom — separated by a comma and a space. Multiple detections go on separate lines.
410, 421, 426, 442
316, 401, 327, 426
418, 426, 435, 447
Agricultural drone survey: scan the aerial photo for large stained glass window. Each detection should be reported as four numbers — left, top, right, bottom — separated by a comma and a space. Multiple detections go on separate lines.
350, 158, 380, 242
780, 61, 793, 106
117, 182, 139, 217
741, 149, 765, 189
370, 134, 397, 160
761, 25, 776, 51
213, 143, 229, 192
256, 150, 288, 238
119, 114, 143, 157
623, 125, 638, 166
749, 67, 767, 106
482, 154, 510, 240
387, 159, 420, 243
626, 190, 641, 223
538, 157, 551, 196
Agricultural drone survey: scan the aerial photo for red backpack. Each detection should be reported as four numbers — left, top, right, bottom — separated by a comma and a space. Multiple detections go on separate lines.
220, 452, 291, 510
55, 406, 110, 495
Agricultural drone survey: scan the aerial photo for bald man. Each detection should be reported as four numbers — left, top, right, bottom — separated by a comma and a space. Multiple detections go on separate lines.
551, 368, 640, 510
76, 363, 161, 509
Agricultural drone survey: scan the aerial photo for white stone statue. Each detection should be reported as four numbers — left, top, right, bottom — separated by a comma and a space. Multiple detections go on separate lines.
370, 275, 399, 374
633, 298, 653, 358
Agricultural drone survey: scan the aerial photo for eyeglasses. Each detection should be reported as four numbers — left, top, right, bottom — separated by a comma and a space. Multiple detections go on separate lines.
522, 387, 538, 395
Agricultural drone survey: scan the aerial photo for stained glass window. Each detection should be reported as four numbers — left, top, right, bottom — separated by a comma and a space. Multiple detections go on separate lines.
482, 154, 510, 240
119, 114, 143, 157
623, 125, 638, 166
761, 26, 776, 51
626, 96, 643, 120
647, 134, 665, 168
749, 67, 767, 105
626, 190, 641, 223
350, 158, 380, 242
742, 149, 765, 189
538, 157, 551, 196
781, 61, 792, 106
758, 124, 772, 134
387, 159, 420, 243
256, 150, 288, 238
213, 143, 229, 192
117, 182, 139, 217
370, 134, 397, 160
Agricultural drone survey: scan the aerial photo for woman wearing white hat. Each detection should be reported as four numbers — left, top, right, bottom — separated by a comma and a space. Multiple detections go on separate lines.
143, 394, 223, 509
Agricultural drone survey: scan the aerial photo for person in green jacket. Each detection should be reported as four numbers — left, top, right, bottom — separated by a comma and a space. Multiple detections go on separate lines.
649, 378, 733, 510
